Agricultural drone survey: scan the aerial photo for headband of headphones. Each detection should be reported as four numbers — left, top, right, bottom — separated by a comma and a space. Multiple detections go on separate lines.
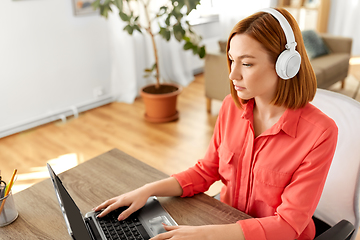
261, 8, 297, 50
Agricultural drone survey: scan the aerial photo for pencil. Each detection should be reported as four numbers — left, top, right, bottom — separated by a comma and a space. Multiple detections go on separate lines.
0, 169, 17, 215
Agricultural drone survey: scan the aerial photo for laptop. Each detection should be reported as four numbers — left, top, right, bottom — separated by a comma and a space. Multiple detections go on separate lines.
47, 163, 177, 240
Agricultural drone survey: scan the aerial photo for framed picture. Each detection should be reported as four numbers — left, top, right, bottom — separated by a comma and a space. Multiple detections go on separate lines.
304, 0, 319, 8
73, 0, 99, 16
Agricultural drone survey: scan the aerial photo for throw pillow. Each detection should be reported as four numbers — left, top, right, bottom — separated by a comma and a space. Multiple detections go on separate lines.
302, 30, 330, 59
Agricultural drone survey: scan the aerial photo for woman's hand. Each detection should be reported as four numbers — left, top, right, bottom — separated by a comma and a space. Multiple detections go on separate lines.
93, 177, 183, 221
93, 186, 150, 221
150, 223, 244, 240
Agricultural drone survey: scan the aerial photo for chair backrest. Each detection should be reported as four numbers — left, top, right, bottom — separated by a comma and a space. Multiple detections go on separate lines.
311, 89, 360, 240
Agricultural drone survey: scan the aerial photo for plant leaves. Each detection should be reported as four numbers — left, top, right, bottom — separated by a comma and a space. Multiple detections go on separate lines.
119, 12, 130, 21
165, 15, 171, 26
158, 6, 168, 16
123, 25, 134, 34
113, 0, 123, 10
151, 63, 157, 70
184, 0, 201, 14
192, 45, 198, 54
133, 24, 142, 33
100, 5, 110, 18
173, 24, 185, 42
183, 42, 193, 50
159, 27, 171, 41
198, 46, 206, 58
91, 0, 101, 9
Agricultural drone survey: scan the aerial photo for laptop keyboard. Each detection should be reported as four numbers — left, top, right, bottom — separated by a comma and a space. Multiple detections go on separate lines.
97, 207, 150, 240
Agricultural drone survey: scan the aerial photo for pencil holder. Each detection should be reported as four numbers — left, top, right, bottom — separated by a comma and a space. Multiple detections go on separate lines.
0, 191, 18, 227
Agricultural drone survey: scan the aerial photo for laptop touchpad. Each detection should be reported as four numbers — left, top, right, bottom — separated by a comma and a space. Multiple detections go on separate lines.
148, 216, 171, 235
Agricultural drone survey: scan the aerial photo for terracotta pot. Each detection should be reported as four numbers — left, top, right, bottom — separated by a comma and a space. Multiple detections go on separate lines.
140, 83, 182, 123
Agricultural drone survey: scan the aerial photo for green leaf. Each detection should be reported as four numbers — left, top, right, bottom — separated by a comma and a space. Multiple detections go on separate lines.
113, 0, 123, 10
171, 6, 183, 21
119, 12, 130, 21
192, 45, 198, 54
183, 42, 193, 50
159, 27, 171, 41
133, 25, 142, 33
183, 36, 190, 42
91, 0, 101, 10
158, 6, 168, 16
198, 46, 206, 58
123, 25, 134, 34
165, 16, 171, 26
151, 63, 157, 70
173, 24, 185, 42
184, 0, 201, 14
100, 5, 110, 18
174, 0, 185, 9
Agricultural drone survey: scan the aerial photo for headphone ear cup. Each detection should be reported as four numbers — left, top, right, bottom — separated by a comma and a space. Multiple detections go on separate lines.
275, 50, 301, 80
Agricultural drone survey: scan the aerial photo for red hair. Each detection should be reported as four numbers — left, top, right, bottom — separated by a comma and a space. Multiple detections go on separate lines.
227, 8, 317, 109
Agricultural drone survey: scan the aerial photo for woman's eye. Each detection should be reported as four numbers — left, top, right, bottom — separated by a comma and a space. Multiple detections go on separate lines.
242, 63, 252, 67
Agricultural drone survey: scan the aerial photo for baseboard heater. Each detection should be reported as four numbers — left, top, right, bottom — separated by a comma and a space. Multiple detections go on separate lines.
0, 95, 114, 139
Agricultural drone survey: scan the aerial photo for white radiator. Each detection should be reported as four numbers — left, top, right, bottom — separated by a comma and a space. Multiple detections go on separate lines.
0, 95, 114, 139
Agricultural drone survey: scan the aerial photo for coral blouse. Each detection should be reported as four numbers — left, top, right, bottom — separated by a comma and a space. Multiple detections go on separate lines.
172, 95, 338, 240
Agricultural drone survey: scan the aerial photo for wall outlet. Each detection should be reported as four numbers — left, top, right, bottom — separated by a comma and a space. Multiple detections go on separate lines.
93, 86, 104, 98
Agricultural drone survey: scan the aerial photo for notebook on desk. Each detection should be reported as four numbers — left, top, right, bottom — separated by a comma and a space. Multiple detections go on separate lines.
47, 163, 177, 240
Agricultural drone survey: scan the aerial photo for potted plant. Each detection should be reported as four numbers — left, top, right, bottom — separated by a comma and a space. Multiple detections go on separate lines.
92, 0, 206, 123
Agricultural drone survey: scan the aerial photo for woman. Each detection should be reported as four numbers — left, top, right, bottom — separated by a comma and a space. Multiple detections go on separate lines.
94, 8, 338, 240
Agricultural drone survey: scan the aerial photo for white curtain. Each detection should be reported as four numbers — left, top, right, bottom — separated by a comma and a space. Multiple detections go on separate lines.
328, 0, 360, 55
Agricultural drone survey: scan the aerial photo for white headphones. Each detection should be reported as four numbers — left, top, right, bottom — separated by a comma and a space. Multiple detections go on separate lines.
261, 8, 301, 80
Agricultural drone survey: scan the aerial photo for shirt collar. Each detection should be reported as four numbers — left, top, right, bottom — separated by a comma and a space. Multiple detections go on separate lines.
278, 108, 302, 138
241, 99, 302, 138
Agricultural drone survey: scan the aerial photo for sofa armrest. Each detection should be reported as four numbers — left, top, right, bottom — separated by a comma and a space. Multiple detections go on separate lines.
321, 34, 353, 54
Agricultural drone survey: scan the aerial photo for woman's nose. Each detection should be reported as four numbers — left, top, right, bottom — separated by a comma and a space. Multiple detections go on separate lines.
229, 65, 241, 81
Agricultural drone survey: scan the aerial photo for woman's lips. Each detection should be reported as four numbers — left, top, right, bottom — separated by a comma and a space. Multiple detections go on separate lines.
234, 85, 246, 91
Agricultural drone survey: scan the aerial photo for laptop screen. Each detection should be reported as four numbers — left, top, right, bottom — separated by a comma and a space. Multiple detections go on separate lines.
47, 163, 92, 240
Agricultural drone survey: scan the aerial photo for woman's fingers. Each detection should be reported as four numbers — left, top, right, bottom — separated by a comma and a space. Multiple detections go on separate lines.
94, 195, 146, 220
93, 198, 115, 212
116, 203, 139, 220
163, 225, 179, 231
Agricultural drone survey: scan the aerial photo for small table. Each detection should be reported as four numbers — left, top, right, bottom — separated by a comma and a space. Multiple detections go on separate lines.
0, 148, 251, 239
349, 64, 360, 99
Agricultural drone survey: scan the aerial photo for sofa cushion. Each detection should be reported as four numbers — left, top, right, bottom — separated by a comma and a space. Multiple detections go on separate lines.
302, 30, 330, 59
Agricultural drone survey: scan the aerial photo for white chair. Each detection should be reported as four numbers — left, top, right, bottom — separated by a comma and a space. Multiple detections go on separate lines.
311, 88, 360, 240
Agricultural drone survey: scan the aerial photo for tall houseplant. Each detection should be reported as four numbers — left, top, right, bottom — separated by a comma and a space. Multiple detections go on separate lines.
93, 0, 206, 122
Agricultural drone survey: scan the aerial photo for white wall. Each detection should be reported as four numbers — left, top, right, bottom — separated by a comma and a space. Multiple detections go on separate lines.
0, 0, 112, 137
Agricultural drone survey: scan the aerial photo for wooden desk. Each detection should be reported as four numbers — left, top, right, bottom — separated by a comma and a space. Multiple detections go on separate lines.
0, 148, 250, 239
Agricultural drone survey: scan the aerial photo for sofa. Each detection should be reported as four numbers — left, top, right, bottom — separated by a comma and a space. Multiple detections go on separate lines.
204, 34, 353, 113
